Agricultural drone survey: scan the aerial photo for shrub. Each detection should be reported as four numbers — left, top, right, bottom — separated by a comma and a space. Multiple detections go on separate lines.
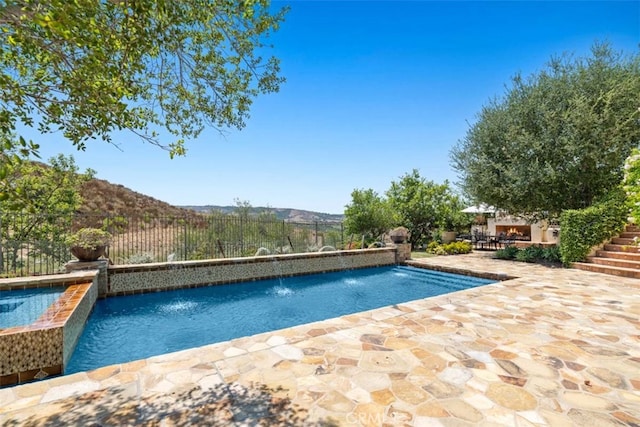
443, 241, 472, 255
623, 148, 640, 224
126, 253, 155, 264
66, 228, 111, 250
541, 246, 561, 263
103, 216, 128, 234
496, 244, 562, 265
426, 241, 471, 255
515, 245, 544, 263
426, 241, 441, 253
494, 245, 519, 260
344, 241, 362, 249
559, 187, 627, 265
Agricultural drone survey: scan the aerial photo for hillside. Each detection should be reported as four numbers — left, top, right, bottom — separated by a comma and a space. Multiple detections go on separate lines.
181, 205, 344, 223
78, 179, 199, 219
78, 178, 343, 223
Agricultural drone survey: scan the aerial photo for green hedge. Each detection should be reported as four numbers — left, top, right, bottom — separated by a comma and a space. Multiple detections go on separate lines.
559, 188, 627, 266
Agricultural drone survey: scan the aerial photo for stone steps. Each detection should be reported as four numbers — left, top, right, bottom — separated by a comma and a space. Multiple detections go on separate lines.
586, 256, 640, 269
572, 225, 640, 279
619, 231, 640, 239
572, 262, 640, 279
595, 250, 640, 261
602, 243, 639, 253
610, 237, 636, 246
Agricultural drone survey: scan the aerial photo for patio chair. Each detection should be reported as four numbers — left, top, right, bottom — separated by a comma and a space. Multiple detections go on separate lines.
499, 233, 516, 248
473, 231, 489, 250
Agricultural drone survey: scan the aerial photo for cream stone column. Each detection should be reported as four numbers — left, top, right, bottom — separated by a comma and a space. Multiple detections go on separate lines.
394, 243, 412, 263
65, 259, 109, 297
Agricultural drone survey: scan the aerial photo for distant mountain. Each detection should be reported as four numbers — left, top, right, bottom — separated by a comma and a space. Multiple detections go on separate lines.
180, 205, 344, 223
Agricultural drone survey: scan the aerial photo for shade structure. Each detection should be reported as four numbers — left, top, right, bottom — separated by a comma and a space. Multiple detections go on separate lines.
461, 204, 496, 214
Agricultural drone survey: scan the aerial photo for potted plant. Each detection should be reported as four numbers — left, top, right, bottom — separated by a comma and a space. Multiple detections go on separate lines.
67, 228, 111, 262
441, 209, 473, 243
389, 226, 410, 244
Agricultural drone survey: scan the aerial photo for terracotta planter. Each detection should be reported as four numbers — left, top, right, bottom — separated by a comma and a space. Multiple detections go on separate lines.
70, 245, 106, 262
442, 231, 457, 243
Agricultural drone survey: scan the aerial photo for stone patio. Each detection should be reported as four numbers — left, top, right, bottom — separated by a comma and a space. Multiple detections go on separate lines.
1, 252, 639, 426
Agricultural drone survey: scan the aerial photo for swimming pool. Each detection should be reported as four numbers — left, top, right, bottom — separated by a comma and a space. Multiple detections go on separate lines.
0, 287, 65, 329
66, 266, 493, 374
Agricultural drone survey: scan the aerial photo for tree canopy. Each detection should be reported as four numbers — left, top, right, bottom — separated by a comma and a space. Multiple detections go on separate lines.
343, 170, 471, 248
0, 0, 287, 158
343, 188, 394, 241
386, 169, 461, 248
0, 151, 93, 273
451, 42, 640, 218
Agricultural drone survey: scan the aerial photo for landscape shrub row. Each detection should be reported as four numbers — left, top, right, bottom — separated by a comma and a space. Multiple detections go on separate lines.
494, 245, 561, 264
426, 241, 472, 255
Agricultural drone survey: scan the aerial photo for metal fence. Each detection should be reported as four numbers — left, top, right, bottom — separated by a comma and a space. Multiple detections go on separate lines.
0, 213, 344, 277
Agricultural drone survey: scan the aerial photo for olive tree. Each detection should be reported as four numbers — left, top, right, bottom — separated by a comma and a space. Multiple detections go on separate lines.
0, 0, 287, 158
451, 42, 640, 218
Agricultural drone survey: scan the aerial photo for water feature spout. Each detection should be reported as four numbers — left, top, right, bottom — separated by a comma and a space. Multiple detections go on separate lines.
270, 255, 285, 286
255, 247, 271, 257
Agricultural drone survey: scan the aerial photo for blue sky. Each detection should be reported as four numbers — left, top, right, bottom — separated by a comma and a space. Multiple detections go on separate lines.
30, 1, 639, 214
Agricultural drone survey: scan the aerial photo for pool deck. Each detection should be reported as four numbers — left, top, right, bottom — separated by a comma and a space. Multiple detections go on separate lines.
1, 252, 639, 426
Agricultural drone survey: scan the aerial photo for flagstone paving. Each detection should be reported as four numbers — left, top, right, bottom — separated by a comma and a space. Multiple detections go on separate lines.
1, 252, 639, 426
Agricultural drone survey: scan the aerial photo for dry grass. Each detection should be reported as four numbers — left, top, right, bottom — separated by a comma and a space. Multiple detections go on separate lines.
78, 179, 199, 220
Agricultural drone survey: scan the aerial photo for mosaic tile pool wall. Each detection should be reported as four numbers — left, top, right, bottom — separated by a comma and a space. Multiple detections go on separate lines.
107, 248, 398, 295
0, 272, 97, 386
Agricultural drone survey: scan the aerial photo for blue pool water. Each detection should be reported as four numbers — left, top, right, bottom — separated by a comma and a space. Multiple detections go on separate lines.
0, 287, 65, 329
66, 266, 493, 374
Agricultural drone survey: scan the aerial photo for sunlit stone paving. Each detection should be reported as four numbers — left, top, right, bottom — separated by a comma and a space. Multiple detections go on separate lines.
1, 252, 639, 426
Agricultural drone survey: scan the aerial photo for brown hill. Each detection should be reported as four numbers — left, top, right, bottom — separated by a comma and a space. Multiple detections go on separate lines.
78, 178, 197, 220
78, 179, 344, 223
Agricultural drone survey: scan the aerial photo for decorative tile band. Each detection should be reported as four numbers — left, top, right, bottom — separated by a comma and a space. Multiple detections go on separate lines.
108, 248, 397, 295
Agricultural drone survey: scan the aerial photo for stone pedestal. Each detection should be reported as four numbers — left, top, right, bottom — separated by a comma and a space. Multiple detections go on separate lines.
65, 259, 109, 297
395, 243, 412, 263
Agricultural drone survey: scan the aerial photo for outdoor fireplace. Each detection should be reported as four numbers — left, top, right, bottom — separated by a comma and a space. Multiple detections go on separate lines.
495, 225, 531, 241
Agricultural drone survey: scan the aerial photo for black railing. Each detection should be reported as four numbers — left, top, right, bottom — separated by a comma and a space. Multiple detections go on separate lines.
0, 213, 344, 277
